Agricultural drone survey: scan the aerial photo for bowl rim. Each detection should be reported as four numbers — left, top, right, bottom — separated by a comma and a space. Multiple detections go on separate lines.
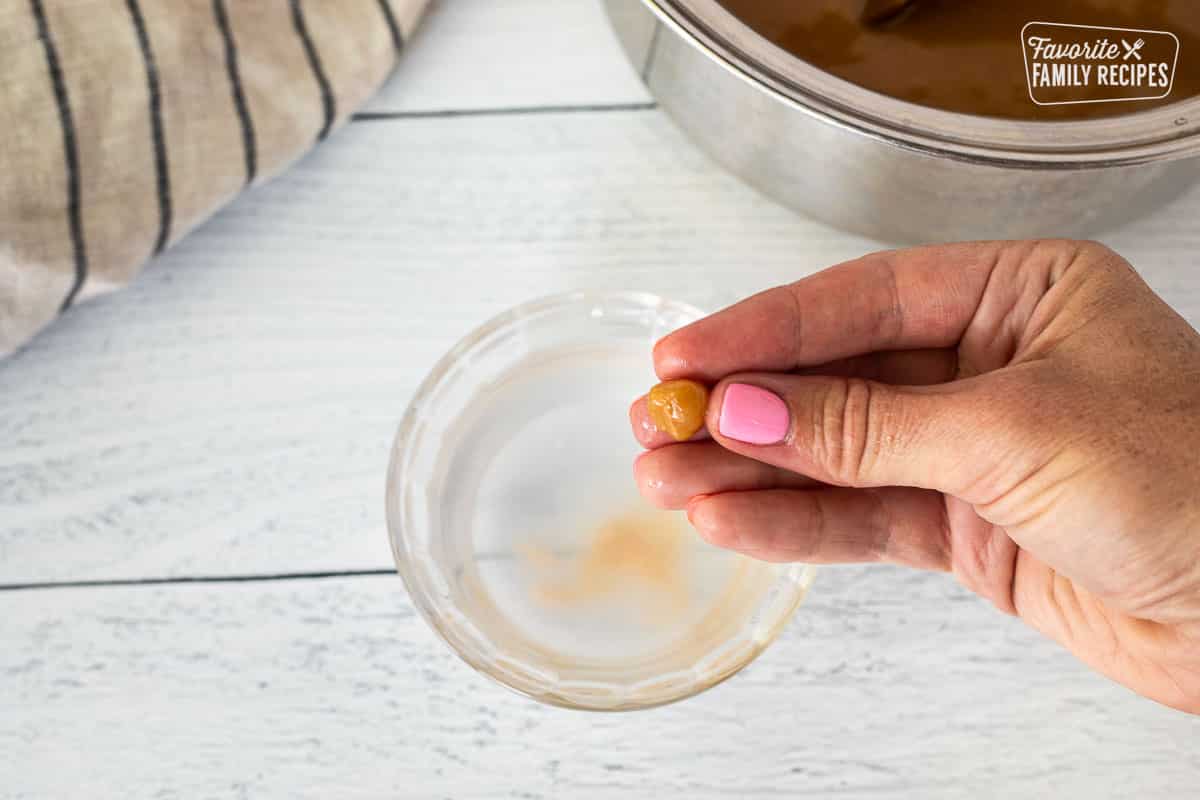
643, 0, 1200, 166
385, 289, 815, 710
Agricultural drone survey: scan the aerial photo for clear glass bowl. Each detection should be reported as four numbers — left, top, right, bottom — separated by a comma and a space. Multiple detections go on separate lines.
386, 291, 814, 710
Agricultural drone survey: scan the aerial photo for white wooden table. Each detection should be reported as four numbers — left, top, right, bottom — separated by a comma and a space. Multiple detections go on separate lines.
2, 2, 1199, 797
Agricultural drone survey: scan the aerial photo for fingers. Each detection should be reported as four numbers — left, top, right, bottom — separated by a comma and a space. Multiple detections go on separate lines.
630, 348, 958, 449
634, 442, 818, 509
703, 373, 1013, 501
654, 242, 1006, 381
687, 486, 951, 571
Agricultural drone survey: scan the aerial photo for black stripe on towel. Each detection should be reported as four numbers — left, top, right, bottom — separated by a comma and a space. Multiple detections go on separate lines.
125, 0, 173, 254
30, 0, 88, 311
290, 0, 336, 141
376, 0, 404, 57
212, 0, 257, 184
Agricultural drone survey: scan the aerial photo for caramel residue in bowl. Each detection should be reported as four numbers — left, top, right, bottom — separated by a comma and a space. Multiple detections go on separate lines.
520, 510, 689, 617
646, 379, 710, 442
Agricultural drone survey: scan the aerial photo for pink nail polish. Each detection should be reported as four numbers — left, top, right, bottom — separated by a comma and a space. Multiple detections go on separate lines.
718, 384, 789, 445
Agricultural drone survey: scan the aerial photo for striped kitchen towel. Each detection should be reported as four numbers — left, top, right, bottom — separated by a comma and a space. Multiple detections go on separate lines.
0, 0, 430, 357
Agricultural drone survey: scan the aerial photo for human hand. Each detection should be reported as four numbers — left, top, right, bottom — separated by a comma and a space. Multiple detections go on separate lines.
629, 241, 1200, 714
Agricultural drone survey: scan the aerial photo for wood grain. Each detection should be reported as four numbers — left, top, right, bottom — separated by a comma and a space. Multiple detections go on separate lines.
2, 568, 1197, 799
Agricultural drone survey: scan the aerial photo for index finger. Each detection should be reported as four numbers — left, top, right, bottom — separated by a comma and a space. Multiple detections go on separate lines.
654, 241, 1010, 381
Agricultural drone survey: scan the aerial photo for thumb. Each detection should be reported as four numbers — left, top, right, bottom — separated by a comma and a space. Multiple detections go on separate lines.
705, 374, 1015, 500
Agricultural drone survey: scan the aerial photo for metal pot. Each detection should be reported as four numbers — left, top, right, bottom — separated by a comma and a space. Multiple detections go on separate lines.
605, 0, 1200, 243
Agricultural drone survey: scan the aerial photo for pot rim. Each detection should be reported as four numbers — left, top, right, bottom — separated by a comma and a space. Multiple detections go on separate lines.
644, 0, 1200, 167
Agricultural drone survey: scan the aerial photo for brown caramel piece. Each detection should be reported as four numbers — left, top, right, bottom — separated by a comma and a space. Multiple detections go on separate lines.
647, 379, 710, 442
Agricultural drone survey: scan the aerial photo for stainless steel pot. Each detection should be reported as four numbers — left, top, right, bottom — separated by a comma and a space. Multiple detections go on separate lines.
605, 0, 1200, 243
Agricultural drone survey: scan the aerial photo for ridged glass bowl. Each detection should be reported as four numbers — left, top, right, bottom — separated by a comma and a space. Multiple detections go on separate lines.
386, 291, 814, 710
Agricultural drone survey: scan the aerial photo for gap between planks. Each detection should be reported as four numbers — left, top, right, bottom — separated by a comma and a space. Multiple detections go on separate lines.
0, 569, 398, 593
350, 101, 657, 121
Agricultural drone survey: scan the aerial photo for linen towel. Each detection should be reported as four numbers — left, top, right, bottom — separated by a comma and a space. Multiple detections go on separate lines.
0, 0, 429, 356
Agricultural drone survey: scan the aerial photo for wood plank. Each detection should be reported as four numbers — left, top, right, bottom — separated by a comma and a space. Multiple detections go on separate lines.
3, 111, 1200, 584
2, 569, 1197, 799
364, 0, 652, 113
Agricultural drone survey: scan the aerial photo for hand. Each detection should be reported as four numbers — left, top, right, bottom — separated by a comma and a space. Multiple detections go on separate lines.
629, 240, 1200, 714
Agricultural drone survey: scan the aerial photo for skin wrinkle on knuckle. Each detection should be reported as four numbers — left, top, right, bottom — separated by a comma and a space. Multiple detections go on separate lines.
804, 492, 827, 561
1000, 252, 1058, 360
952, 552, 985, 599
957, 244, 1013, 373
1010, 553, 1041, 626
1050, 239, 1094, 285
934, 500, 955, 573
811, 380, 846, 482
843, 379, 882, 485
1008, 243, 1058, 338
948, 517, 996, 598
784, 283, 805, 367
809, 377, 884, 486
873, 255, 906, 348
977, 528, 1016, 613
1042, 244, 1140, 347
864, 489, 892, 563
987, 528, 1020, 615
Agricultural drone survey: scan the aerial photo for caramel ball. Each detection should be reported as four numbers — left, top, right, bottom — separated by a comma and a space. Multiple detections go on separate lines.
646, 379, 710, 442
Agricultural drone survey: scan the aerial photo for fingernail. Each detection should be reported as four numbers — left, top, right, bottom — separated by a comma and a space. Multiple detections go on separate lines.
718, 383, 789, 445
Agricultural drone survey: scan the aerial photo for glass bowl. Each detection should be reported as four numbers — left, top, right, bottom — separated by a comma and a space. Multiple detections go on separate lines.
386, 291, 814, 710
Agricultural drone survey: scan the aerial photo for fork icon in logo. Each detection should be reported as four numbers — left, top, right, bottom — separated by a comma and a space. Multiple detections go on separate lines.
1122, 38, 1146, 60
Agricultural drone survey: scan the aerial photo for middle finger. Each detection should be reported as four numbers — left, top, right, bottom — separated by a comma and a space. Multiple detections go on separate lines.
634, 441, 819, 509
